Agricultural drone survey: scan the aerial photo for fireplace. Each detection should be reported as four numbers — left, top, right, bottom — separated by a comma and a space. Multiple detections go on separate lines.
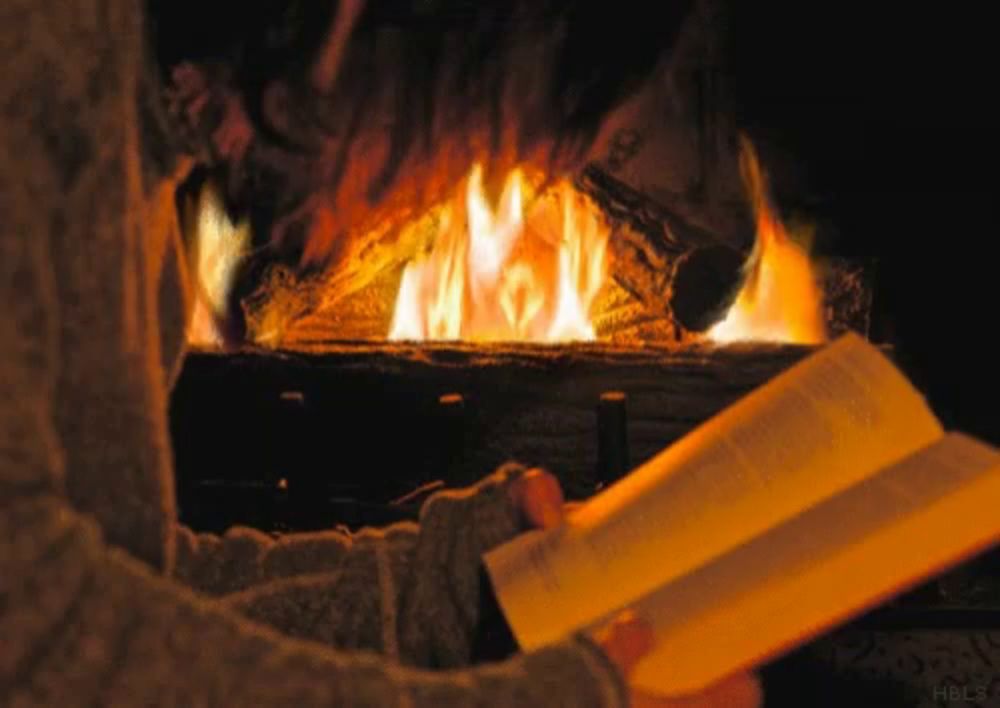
172, 109, 879, 534
171, 147, 876, 537
168, 2, 879, 534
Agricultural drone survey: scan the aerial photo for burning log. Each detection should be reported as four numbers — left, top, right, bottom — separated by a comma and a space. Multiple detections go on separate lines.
252, 163, 752, 344
578, 163, 875, 339
576, 164, 727, 257
669, 244, 745, 333
233, 158, 873, 345
823, 257, 876, 338
576, 163, 748, 333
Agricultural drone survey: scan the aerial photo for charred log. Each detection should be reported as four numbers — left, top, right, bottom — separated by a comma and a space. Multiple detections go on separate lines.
669, 244, 745, 332
575, 163, 755, 336
235, 160, 874, 344
576, 163, 725, 256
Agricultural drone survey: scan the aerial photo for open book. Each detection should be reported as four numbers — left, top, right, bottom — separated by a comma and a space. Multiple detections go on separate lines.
484, 332, 1000, 696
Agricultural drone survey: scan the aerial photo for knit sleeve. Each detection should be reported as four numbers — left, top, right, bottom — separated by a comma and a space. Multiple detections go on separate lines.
0, 85, 627, 708
175, 464, 534, 668
2, 494, 627, 708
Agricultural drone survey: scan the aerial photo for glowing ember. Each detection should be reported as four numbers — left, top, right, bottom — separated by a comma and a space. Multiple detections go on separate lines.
389, 164, 609, 342
186, 183, 250, 346
708, 142, 827, 345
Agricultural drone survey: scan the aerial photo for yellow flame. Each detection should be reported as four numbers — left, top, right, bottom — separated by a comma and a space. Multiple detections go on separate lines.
708, 143, 827, 345
389, 164, 609, 342
186, 183, 250, 346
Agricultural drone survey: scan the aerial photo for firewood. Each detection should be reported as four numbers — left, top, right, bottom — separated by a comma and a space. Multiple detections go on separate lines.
576, 164, 724, 257
669, 244, 745, 332
576, 164, 875, 338
576, 164, 748, 331
242, 162, 873, 344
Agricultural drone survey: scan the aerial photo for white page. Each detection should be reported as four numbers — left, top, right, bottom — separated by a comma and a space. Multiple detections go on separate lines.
485, 333, 943, 650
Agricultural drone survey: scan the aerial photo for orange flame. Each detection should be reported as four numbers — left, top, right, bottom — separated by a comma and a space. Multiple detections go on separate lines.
708, 142, 827, 345
389, 164, 609, 342
186, 183, 249, 346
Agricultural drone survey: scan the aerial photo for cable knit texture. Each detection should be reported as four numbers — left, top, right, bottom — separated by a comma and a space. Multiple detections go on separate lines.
0, 1, 626, 706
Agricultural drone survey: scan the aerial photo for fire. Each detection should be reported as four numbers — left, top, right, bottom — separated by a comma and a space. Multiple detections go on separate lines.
708, 142, 827, 345
185, 183, 250, 346
389, 164, 609, 342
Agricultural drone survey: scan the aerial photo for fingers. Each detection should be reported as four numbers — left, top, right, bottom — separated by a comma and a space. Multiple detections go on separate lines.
563, 500, 584, 515
594, 611, 654, 678
695, 673, 762, 708
509, 467, 565, 529
631, 674, 762, 708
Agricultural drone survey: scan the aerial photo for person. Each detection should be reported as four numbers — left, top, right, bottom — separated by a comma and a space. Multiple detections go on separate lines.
0, 1, 760, 705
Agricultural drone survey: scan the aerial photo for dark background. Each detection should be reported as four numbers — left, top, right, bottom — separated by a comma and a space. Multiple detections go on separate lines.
719, 1, 995, 442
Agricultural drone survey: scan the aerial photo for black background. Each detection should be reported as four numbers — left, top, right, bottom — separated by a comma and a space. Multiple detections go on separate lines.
719, 1, 995, 441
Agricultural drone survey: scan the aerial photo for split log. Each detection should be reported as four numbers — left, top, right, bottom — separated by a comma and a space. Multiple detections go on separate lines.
576, 163, 743, 327
824, 256, 876, 338
668, 244, 745, 332
576, 163, 726, 257
577, 164, 876, 337
259, 163, 751, 343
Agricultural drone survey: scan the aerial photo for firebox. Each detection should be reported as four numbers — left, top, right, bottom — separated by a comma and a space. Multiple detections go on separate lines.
171, 140, 874, 535
167, 0, 881, 534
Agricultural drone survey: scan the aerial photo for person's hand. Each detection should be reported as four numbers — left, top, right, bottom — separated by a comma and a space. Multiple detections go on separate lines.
508, 467, 567, 530
595, 613, 761, 708
509, 469, 761, 707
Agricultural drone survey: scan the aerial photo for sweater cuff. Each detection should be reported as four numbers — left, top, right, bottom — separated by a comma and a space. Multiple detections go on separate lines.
573, 635, 631, 708
419, 461, 527, 556
521, 637, 630, 708
466, 462, 528, 551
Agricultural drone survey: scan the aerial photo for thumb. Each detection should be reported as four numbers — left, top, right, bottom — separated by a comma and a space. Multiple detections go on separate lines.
509, 467, 565, 529
594, 611, 654, 678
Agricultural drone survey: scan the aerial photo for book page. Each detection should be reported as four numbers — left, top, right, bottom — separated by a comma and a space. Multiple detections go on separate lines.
614, 433, 1000, 695
485, 333, 943, 650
